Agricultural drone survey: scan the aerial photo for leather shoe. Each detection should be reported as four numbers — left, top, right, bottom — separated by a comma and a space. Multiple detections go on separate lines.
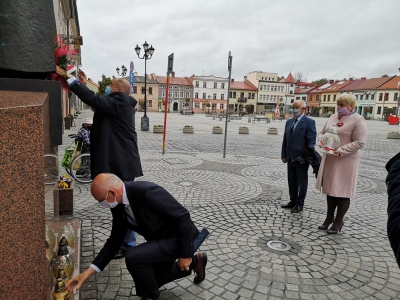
291, 205, 303, 213
112, 249, 126, 260
281, 201, 296, 209
193, 252, 207, 284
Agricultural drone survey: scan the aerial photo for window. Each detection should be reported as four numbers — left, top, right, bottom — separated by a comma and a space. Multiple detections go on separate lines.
195, 103, 200, 108
214, 82, 217, 88
291, 99, 294, 103
162, 90, 166, 97
333, 95, 336, 102
202, 93, 206, 99
219, 104, 224, 109
323, 95, 326, 102
195, 81, 199, 87
395, 93, 399, 101
266, 95, 269, 101
213, 93, 217, 99
296, 96, 300, 100
134, 86, 137, 94
174, 92, 178, 98
149, 87, 153, 95
141, 87, 145, 94
379, 93, 383, 101
195, 92, 199, 98
316, 95, 319, 101
233, 92, 236, 98
377, 106, 382, 114
266, 85, 270, 91
309, 95, 313, 101
328, 95, 331, 102
355, 95, 358, 100
290, 91, 293, 94
371, 94, 374, 100
251, 93, 255, 99
203, 82, 207, 88
180, 92, 184, 98
360, 94, 363, 100
260, 85, 263, 91
221, 94, 224, 100
366, 94, 369, 100
290, 84, 293, 87
302, 97, 306, 101
221, 83, 225, 89
259, 95, 262, 101
148, 100, 152, 107
186, 92, 190, 98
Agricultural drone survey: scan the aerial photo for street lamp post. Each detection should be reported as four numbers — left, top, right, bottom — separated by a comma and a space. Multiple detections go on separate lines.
135, 41, 155, 131
207, 95, 211, 114
116, 65, 127, 77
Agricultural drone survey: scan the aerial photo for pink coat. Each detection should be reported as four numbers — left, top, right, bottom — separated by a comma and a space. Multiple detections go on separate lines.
315, 113, 367, 198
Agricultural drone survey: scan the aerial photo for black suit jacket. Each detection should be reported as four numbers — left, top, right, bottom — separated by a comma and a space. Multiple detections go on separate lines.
70, 80, 143, 180
386, 152, 400, 267
92, 181, 199, 271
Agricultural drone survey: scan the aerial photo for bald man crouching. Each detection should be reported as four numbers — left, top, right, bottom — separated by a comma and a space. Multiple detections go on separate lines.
66, 174, 207, 300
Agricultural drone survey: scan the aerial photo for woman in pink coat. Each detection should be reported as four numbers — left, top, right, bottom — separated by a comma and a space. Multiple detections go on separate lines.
315, 94, 367, 234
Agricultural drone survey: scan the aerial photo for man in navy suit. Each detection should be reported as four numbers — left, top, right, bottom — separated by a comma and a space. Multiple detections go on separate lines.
281, 100, 317, 213
66, 173, 207, 300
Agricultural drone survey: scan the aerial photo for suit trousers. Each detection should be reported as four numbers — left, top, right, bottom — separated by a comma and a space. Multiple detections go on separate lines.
125, 240, 193, 297
287, 162, 309, 207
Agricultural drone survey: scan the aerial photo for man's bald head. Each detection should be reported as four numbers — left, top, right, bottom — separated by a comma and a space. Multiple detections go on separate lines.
91, 173, 123, 202
293, 100, 306, 108
110, 79, 131, 95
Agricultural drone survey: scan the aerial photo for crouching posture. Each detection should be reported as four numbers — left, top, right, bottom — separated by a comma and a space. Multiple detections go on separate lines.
66, 173, 207, 300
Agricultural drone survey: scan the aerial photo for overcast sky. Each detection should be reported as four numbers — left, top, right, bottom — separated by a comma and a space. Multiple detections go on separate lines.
76, 0, 400, 83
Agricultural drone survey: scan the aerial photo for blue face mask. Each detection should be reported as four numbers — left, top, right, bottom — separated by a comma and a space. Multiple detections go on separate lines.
105, 86, 111, 95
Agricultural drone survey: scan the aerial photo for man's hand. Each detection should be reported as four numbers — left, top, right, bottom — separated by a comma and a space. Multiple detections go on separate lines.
282, 158, 286, 163
78, 70, 88, 86
333, 150, 340, 157
55, 65, 68, 79
177, 257, 192, 272
66, 268, 96, 293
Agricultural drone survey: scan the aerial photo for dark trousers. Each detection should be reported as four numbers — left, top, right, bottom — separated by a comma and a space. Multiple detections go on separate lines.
287, 162, 309, 207
125, 240, 194, 297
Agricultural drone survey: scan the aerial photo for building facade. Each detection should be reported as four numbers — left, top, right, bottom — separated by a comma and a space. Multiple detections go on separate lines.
127, 74, 159, 112
228, 79, 258, 114
188, 75, 229, 114
157, 73, 194, 112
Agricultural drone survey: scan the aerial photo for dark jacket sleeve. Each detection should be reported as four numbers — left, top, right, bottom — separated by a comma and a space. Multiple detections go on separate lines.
281, 122, 288, 159
145, 185, 195, 258
70, 81, 123, 116
306, 118, 317, 148
91, 205, 128, 270
386, 152, 400, 268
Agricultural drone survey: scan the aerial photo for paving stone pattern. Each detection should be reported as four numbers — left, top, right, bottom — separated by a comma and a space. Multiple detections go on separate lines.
46, 110, 400, 299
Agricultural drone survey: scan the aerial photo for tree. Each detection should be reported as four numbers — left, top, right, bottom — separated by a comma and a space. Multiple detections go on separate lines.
98, 74, 113, 95
312, 78, 328, 85
382, 74, 389, 77
184, 98, 190, 107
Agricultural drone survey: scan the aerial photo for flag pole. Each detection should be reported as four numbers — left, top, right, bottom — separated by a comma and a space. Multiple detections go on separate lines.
162, 54, 174, 155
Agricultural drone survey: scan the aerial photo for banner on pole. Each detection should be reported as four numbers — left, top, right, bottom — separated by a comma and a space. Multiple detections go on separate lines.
130, 61, 134, 93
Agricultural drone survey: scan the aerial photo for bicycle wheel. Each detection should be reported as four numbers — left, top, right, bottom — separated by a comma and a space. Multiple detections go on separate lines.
44, 154, 59, 185
70, 153, 92, 184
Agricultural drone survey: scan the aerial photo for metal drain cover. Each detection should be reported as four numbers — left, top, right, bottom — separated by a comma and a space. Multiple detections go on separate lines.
266, 240, 291, 251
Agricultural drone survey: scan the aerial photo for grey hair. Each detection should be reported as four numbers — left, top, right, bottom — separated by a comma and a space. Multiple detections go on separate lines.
337, 93, 356, 107
293, 100, 306, 108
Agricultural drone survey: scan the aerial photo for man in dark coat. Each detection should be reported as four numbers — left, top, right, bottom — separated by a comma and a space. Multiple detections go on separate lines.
281, 100, 317, 213
386, 152, 400, 268
66, 173, 208, 300
56, 66, 142, 258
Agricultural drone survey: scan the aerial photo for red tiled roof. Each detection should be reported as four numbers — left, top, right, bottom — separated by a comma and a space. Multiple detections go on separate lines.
157, 76, 192, 86
377, 76, 400, 90
285, 72, 295, 83
230, 80, 258, 91
295, 86, 316, 94
354, 77, 394, 90
308, 83, 332, 94
322, 80, 353, 92
339, 79, 367, 92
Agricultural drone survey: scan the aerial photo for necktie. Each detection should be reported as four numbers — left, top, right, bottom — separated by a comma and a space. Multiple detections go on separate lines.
290, 118, 298, 134
125, 205, 137, 227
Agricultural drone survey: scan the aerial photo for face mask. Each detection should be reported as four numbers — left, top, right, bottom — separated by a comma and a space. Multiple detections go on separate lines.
105, 86, 111, 95
293, 108, 302, 117
99, 191, 119, 209
337, 107, 349, 117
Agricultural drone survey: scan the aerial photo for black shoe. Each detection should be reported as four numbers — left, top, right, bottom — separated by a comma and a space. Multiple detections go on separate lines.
317, 225, 329, 230
291, 205, 303, 213
193, 252, 207, 284
281, 201, 296, 209
327, 223, 344, 234
112, 249, 126, 259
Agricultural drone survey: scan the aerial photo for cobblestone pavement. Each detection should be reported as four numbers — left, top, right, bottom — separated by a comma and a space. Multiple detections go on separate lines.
46, 110, 400, 300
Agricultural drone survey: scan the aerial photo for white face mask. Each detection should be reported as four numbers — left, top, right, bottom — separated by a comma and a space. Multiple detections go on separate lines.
293, 108, 302, 117
99, 191, 119, 209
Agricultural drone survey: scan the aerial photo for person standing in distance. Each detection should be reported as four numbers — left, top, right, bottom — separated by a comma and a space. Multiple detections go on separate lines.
281, 100, 317, 213
56, 66, 143, 258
